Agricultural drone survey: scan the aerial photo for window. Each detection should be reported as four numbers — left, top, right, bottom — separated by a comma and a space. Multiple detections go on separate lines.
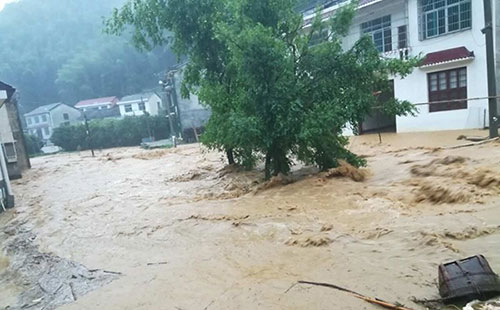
157, 102, 161, 110
398, 25, 407, 49
41, 114, 47, 122
125, 104, 133, 112
43, 127, 50, 136
35, 116, 40, 123
428, 67, 467, 112
2, 142, 17, 163
420, 0, 472, 39
138, 102, 146, 111
309, 28, 329, 46
27, 117, 32, 125
361, 15, 392, 53
63, 113, 69, 120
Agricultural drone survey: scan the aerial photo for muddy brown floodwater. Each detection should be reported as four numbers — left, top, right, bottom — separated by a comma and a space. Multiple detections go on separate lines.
1, 129, 500, 310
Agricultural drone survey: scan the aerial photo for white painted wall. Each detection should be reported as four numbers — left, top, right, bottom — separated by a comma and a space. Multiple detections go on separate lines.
118, 94, 163, 117
0, 104, 14, 143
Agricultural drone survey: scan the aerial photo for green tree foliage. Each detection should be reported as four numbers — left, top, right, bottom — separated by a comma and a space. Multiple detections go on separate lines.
24, 134, 43, 155
107, 0, 420, 178
51, 115, 170, 151
0, 0, 176, 113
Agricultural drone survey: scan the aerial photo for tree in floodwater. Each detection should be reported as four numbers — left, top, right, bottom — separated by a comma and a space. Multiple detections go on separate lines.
106, 0, 419, 179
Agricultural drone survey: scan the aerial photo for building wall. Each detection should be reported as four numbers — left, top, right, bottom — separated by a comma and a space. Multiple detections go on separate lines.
5, 96, 30, 172
119, 95, 163, 117
172, 68, 211, 130
26, 112, 52, 140
0, 105, 14, 143
146, 94, 162, 116
50, 104, 81, 128
495, 0, 500, 114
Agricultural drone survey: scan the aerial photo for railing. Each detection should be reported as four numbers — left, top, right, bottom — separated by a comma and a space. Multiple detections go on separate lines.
381, 47, 412, 60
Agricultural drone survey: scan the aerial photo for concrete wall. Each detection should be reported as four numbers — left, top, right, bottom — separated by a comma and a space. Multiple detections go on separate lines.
50, 104, 81, 128
0, 105, 13, 143
118, 94, 162, 117
496, 0, 500, 114
5, 96, 30, 172
172, 69, 211, 130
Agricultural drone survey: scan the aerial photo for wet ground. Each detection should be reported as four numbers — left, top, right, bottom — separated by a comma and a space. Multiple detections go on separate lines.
1, 129, 500, 310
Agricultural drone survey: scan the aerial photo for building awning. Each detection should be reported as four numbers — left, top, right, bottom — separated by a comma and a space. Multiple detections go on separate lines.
421, 47, 474, 68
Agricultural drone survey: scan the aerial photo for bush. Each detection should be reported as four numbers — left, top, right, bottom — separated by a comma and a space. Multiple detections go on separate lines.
51, 115, 171, 151
24, 134, 44, 155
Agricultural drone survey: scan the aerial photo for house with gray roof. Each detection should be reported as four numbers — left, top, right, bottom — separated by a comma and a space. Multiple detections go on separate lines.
24, 103, 81, 142
117, 92, 163, 117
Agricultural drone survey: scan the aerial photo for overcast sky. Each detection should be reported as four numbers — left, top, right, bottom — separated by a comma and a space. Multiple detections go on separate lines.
0, 0, 17, 11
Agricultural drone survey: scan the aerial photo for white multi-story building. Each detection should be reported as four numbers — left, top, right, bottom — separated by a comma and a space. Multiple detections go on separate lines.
304, 0, 498, 133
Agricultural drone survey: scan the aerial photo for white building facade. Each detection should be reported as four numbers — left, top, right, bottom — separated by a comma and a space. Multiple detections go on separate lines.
117, 92, 163, 117
306, 0, 497, 133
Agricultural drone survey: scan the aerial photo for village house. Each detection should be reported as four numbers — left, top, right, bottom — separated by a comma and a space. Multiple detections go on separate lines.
0, 81, 30, 181
24, 103, 81, 142
75, 96, 121, 120
304, 0, 499, 133
117, 92, 163, 117
74, 96, 119, 112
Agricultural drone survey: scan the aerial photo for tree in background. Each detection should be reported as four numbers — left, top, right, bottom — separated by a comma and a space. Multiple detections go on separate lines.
107, 0, 419, 178
0, 0, 176, 113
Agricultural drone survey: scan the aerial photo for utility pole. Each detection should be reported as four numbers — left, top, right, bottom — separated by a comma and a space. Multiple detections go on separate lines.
160, 73, 177, 147
84, 114, 95, 157
482, 0, 498, 138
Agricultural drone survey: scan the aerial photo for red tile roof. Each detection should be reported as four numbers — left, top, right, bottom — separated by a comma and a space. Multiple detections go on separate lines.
422, 47, 474, 67
75, 96, 118, 107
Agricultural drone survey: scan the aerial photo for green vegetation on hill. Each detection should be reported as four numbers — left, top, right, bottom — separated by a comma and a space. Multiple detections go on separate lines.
0, 0, 176, 114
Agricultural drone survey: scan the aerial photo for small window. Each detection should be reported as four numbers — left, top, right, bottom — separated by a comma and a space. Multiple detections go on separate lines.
398, 25, 407, 49
3, 142, 17, 162
361, 15, 392, 53
27, 117, 32, 125
138, 102, 146, 111
35, 116, 40, 123
63, 113, 69, 120
125, 104, 133, 112
428, 67, 467, 112
42, 114, 47, 122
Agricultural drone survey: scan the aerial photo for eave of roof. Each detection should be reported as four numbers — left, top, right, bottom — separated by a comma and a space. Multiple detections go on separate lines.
421, 46, 475, 68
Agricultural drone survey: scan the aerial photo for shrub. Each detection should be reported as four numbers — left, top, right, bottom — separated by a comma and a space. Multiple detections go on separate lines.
51, 115, 171, 151
24, 134, 44, 155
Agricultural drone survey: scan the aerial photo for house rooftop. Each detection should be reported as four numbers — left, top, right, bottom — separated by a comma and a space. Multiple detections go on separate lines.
75, 96, 118, 108
24, 103, 62, 117
119, 92, 156, 104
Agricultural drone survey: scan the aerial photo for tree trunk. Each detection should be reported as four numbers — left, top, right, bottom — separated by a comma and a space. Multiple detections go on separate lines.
265, 152, 271, 180
226, 148, 235, 165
